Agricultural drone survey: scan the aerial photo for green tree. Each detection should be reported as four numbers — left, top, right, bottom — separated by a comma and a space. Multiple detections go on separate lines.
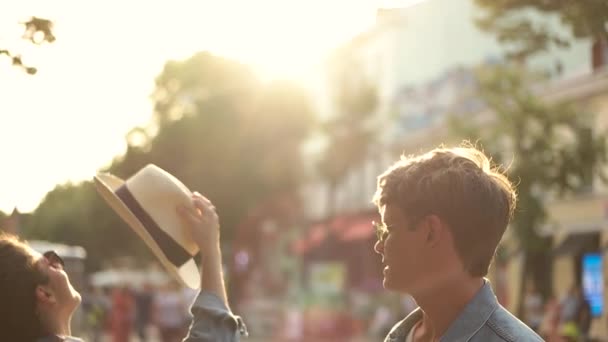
111, 52, 315, 242
475, 0, 608, 59
450, 63, 608, 313
24, 51, 316, 271
21, 181, 152, 271
318, 49, 378, 217
151, 52, 258, 128
1, 17, 55, 74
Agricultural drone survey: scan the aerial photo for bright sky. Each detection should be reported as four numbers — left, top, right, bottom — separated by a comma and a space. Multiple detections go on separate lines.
0, 0, 423, 213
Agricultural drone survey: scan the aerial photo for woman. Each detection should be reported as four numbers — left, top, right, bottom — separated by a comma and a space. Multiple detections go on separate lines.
0, 234, 82, 341
0, 193, 246, 341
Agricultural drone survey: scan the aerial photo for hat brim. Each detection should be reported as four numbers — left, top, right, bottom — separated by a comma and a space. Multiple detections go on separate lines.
94, 173, 200, 289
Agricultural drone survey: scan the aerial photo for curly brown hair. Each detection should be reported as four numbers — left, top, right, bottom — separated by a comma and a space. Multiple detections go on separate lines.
0, 233, 49, 341
373, 144, 517, 277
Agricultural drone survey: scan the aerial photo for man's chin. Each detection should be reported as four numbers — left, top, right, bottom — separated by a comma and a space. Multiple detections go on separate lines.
382, 276, 396, 290
383, 275, 409, 293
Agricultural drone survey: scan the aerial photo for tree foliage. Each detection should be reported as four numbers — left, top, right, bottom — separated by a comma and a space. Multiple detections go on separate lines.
450, 63, 608, 303
475, 0, 608, 59
23, 52, 317, 270
23, 182, 144, 270
317, 48, 378, 216
1, 17, 55, 74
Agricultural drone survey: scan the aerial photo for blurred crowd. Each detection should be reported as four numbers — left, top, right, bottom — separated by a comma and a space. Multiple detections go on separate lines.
78, 281, 596, 341
522, 283, 592, 342
80, 280, 197, 342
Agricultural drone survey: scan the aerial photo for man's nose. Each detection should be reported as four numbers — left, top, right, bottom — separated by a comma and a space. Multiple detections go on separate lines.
374, 239, 384, 255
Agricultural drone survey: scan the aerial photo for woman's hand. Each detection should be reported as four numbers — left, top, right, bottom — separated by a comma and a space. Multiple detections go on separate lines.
177, 192, 220, 256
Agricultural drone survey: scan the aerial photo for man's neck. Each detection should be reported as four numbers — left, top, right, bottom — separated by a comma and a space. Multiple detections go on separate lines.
412, 277, 484, 341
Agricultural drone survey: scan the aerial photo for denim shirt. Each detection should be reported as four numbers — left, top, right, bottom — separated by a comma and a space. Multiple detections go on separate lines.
384, 281, 544, 342
183, 290, 248, 342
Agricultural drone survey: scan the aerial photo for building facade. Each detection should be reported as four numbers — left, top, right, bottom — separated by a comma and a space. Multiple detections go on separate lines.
302, 0, 607, 338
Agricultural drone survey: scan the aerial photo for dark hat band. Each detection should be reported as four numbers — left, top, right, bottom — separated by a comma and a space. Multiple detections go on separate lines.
115, 184, 193, 267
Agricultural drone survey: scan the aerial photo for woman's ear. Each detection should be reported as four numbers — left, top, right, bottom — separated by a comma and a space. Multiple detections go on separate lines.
35, 285, 56, 305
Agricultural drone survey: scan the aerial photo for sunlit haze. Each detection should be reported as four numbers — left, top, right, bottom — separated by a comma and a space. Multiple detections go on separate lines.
0, 0, 429, 213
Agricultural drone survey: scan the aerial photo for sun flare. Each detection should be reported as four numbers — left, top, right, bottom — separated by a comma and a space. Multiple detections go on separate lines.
0, 0, 379, 212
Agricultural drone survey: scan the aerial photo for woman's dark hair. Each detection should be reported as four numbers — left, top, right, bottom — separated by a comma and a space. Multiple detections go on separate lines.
0, 233, 49, 341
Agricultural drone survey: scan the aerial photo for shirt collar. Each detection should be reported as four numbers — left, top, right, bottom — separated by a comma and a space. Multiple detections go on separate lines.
385, 280, 499, 342
439, 279, 499, 342
386, 308, 422, 341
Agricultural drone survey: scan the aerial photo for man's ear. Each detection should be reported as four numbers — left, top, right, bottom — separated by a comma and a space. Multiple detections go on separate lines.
35, 285, 56, 305
423, 215, 446, 247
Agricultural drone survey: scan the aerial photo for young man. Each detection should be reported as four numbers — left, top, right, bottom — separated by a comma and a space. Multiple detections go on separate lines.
373, 146, 543, 341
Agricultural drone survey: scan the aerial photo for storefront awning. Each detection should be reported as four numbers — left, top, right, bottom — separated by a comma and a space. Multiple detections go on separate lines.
545, 195, 608, 237
291, 211, 379, 255
338, 219, 374, 241
553, 231, 600, 256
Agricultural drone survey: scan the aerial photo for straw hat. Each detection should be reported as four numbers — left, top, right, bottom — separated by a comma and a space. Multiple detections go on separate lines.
94, 164, 200, 289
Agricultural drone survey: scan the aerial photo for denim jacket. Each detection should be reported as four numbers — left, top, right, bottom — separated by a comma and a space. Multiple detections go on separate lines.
384, 281, 544, 342
183, 290, 248, 341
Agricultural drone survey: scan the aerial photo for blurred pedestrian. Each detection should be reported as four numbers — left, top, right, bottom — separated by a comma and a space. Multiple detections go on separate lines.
539, 295, 561, 341
558, 284, 592, 340
135, 282, 154, 341
522, 281, 543, 332
82, 284, 109, 342
153, 281, 188, 342
574, 287, 592, 341
560, 285, 580, 325
559, 321, 580, 342
109, 286, 135, 342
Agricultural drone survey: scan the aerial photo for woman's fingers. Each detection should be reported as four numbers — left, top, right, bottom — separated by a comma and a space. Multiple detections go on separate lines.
192, 193, 216, 216
177, 205, 201, 225
193, 192, 213, 206
192, 197, 209, 216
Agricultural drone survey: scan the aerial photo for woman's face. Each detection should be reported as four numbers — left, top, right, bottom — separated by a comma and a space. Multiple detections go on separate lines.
33, 249, 81, 315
